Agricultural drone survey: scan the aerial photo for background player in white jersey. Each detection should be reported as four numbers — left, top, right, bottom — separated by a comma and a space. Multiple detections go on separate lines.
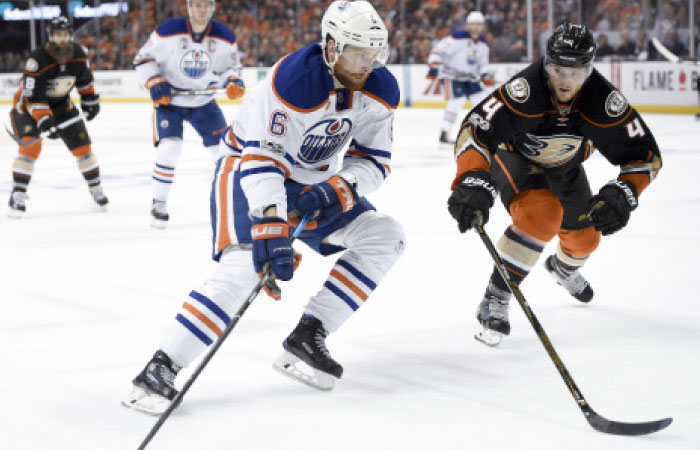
427, 11, 494, 145
123, 1, 405, 415
133, 0, 245, 228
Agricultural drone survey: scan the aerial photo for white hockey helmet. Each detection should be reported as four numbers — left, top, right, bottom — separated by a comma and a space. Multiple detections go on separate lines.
187, 0, 215, 23
321, 1, 389, 70
466, 11, 485, 25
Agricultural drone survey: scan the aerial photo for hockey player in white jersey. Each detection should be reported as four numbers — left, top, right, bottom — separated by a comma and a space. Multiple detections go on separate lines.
427, 11, 494, 145
133, 0, 244, 228
123, 1, 405, 415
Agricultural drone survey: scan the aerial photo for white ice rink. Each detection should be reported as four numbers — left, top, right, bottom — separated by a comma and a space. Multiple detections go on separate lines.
1, 102, 699, 450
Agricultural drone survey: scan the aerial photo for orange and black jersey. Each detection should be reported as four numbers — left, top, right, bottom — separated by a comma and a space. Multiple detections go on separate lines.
454, 58, 662, 197
16, 43, 96, 123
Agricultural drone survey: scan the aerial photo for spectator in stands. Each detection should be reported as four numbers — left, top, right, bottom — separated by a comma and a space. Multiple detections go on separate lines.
616, 29, 636, 58
595, 33, 616, 59
663, 28, 687, 58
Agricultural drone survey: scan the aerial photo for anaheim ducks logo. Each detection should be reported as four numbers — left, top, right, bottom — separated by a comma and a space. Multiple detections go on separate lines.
521, 133, 584, 167
505, 77, 530, 103
605, 90, 628, 117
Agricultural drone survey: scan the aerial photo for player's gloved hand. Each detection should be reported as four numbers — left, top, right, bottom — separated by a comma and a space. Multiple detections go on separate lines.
426, 63, 441, 79
224, 76, 245, 100
294, 175, 358, 221
447, 170, 498, 233
145, 75, 171, 107
261, 250, 302, 301
586, 180, 638, 236
251, 217, 295, 282
481, 72, 496, 86
80, 93, 100, 121
36, 114, 59, 139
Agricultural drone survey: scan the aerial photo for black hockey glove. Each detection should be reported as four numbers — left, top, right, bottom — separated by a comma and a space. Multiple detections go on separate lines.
36, 115, 59, 139
447, 171, 498, 233
587, 180, 638, 236
81, 93, 100, 121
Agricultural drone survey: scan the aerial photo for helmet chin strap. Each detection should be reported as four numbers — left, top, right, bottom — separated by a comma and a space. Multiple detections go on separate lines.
322, 44, 340, 75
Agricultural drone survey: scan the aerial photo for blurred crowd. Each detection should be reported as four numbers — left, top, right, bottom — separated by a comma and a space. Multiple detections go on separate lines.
1, 0, 699, 72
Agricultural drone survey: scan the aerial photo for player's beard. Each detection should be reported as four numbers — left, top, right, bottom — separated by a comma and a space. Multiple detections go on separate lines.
47, 43, 74, 62
333, 66, 370, 91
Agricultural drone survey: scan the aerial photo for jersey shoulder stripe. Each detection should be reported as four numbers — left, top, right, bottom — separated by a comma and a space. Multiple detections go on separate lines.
272, 44, 333, 112
155, 17, 189, 37
209, 21, 236, 44
451, 31, 489, 45
361, 67, 400, 109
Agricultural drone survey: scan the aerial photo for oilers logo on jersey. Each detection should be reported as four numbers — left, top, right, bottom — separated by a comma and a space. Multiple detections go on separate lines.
299, 118, 353, 164
180, 50, 212, 78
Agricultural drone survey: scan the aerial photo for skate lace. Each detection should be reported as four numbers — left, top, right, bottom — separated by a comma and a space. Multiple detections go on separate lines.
314, 331, 331, 358
560, 270, 589, 294
11, 191, 27, 206
158, 365, 177, 389
487, 297, 509, 319
152, 201, 168, 215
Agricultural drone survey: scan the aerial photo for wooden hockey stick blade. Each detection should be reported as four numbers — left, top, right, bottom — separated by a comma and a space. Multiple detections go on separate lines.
584, 405, 672, 436
651, 37, 700, 65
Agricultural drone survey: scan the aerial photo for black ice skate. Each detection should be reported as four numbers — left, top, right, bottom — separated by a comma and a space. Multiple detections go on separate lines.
122, 350, 181, 416
8, 190, 27, 218
89, 186, 109, 209
273, 315, 343, 391
474, 291, 511, 347
545, 255, 594, 303
151, 199, 169, 229
439, 131, 455, 146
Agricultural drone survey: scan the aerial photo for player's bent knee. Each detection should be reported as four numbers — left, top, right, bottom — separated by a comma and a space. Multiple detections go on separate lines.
350, 213, 406, 271
559, 227, 600, 257
509, 189, 563, 242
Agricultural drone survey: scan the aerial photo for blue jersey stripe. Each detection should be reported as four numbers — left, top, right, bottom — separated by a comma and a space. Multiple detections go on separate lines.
345, 154, 387, 179
176, 314, 213, 345
155, 163, 175, 170
152, 177, 173, 184
189, 290, 231, 324
324, 281, 359, 311
335, 260, 377, 290
351, 141, 392, 159
240, 167, 284, 178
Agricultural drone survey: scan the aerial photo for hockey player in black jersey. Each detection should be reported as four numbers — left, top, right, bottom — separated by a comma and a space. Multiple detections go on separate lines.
447, 23, 662, 346
7, 16, 107, 217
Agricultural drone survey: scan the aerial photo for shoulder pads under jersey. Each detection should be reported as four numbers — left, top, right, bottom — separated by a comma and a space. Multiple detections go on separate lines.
497, 60, 547, 117
272, 44, 334, 112
209, 21, 236, 44
155, 17, 189, 37
24, 47, 53, 74
576, 69, 632, 126
362, 67, 400, 109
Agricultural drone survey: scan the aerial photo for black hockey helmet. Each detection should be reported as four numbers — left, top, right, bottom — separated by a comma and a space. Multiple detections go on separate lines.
545, 23, 596, 67
46, 16, 73, 42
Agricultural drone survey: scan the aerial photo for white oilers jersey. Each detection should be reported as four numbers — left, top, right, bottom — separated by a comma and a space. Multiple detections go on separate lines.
428, 31, 490, 81
134, 17, 241, 107
222, 44, 399, 218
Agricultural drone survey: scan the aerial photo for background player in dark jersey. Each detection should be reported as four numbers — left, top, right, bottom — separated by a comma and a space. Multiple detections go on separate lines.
7, 16, 107, 218
447, 23, 662, 346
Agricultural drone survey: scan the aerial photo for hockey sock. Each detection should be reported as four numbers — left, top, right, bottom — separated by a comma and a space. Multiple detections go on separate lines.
489, 225, 546, 291
553, 243, 589, 273
304, 212, 405, 332
74, 151, 102, 190
153, 138, 183, 202
12, 155, 35, 192
441, 97, 464, 133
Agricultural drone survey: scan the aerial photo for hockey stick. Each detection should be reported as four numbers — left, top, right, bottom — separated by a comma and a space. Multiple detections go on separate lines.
172, 88, 227, 96
651, 37, 700, 65
4, 114, 84, 146
472, 213, 672, 435
137, 213, 312, 450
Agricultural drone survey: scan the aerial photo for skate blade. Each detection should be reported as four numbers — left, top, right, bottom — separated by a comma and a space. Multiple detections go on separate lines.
151, 218, 168, 229
474, 327, 504, 347
272, 351, 336, 391
7, 209, 25, 219
121, 385, 171, 416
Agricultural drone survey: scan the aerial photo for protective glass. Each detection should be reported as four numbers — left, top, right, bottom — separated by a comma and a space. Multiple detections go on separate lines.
545, 63, 592, 83
341, 44, 389, 70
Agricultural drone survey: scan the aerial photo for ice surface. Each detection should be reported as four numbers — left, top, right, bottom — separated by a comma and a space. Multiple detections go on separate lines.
1, 103, 698, 449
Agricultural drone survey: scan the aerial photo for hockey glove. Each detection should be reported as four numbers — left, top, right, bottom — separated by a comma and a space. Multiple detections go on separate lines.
80, 93, 100, 121
36, 114, 59, 139
251, 217, 295, 282
447, 171, 498, 233
224, 77, 245, 100
586, 180, 638, 236
294, 175, 359, 222
145, 76, 171, 107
